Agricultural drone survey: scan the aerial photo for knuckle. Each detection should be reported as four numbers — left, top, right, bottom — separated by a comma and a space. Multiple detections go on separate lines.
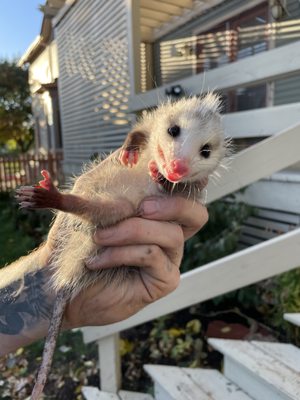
173, 225, 185, 248
166, 269, 181, 293
201, 207, 209, 226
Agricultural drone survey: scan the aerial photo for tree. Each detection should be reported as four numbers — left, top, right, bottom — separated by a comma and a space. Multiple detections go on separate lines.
0, 60, 34, 153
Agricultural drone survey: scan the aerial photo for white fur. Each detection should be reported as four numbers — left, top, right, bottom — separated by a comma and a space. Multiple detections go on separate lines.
141, 93, 227, 182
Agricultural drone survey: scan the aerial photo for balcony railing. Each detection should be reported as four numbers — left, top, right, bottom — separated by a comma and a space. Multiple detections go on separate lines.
145, 19, 300, 88
132, 38, 300, 112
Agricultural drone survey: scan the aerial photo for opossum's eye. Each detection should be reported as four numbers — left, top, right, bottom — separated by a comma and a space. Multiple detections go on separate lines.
168, 125, 181, 137
200, 144, 211, 159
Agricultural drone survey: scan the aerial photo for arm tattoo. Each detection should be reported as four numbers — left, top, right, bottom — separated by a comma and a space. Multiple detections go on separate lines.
0, 270, 53, 335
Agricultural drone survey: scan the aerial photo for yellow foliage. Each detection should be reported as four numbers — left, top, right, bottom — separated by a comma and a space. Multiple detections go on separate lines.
15, 347, 24, 356
120, 339, 134, 356
186, 319, 202, 334
167, 328, 185, 338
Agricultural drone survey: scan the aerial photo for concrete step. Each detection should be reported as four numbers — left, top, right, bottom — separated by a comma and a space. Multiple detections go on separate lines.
144, 364, 253, 400
284, 313, 300, 327
208, 339, 300, 400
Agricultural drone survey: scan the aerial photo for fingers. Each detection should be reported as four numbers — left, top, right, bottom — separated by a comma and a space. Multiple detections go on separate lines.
86, 244, 181, 302
92, 217, 184, 270
139, 196, 209, 240
90, 217, 184, 288
94, 217, 184, 252
87, 244, 180, 272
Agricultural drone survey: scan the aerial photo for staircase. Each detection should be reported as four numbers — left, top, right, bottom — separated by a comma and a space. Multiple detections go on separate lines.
144, 316, 300, 400
82, 316, 300, 399
144, 339, 300, 400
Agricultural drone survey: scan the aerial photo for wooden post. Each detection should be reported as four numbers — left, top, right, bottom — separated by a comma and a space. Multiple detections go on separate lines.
97, 333, 121, 393
126, 0, 141, 97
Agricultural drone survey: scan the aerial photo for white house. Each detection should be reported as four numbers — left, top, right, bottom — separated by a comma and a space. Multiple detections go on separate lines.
19, 0, 64, 153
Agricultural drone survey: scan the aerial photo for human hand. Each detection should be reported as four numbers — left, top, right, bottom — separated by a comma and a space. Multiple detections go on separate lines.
63, 196, 208, 328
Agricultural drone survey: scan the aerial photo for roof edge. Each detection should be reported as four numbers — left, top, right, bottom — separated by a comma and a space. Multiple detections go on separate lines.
18, 35, 44, 66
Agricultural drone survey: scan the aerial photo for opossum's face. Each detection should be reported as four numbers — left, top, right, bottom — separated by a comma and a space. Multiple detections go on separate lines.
148, 94, 226, 184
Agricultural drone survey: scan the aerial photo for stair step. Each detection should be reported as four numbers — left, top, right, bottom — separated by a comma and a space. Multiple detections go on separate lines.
119, 390, 154, 400
208, 339, 300, 400
252, 341, 300, 372
82, 387, 153, 400
284, 313, 300, 327
144, 364, 252, 400
82, 387, 119, 400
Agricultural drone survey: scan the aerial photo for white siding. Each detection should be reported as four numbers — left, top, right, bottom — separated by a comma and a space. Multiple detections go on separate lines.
55, 0, 131, 174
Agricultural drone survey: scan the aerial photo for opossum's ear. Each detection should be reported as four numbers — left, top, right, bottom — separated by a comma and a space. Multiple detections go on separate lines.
119, 130, 148, 166
123, 130, 148, 151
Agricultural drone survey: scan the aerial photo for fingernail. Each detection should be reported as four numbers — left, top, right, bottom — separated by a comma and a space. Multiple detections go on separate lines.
140, 199, 160, 215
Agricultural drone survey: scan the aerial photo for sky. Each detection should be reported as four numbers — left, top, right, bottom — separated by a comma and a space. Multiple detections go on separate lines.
0, 0, 43, 61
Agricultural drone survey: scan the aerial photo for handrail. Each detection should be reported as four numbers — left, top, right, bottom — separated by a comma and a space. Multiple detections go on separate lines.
223, 102, 300, 139
207, 122, 300, 203
82, 122, 300, 343
129, 40, 300, 112
83, 227, 300, 343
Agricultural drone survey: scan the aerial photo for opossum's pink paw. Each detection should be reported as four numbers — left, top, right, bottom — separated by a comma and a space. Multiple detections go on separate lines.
119, 149, 139, 167
38, 169, 53, 190
148, 160, 162, 182
15, 182, 60, 210
148, 160, 161, 180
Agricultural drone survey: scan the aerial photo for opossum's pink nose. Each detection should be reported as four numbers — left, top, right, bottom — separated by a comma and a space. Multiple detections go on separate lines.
166, 159, 189, 182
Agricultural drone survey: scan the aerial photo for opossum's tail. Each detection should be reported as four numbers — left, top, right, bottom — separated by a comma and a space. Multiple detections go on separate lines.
30, 288, 69, 400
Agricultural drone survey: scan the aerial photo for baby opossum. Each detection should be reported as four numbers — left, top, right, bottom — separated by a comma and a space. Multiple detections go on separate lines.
13, 93, 227, 399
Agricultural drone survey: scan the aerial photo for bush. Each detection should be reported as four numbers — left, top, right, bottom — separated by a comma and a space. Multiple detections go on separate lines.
0, 192, 52, 266
182, 197, 253, 272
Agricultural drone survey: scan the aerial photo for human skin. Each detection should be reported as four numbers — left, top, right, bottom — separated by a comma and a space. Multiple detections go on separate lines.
0, 196, 208, 356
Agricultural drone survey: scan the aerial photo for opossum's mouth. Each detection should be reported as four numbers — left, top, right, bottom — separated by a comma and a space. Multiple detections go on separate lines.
148, 160, 207, 194
157, 145, 189, 183
148, 161, 184, 191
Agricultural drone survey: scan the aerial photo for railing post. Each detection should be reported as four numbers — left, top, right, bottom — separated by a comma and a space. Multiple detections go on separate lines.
97, 333, 121, 393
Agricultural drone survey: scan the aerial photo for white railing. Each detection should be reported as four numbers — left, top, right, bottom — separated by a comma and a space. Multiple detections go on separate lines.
82, 122, 300, 392
222, 102, 300, 139
156, 19, 300, 86
130, 40, 300, 112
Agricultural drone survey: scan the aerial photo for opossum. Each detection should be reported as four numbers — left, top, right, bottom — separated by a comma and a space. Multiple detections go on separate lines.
13, 93, 227, 399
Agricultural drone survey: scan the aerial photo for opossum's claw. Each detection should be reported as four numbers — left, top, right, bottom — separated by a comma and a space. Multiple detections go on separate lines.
119, 149, 139, 167
19, 201, 36, 209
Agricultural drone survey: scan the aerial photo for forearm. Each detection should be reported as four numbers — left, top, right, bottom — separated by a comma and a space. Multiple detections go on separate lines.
0, 251, 55, 356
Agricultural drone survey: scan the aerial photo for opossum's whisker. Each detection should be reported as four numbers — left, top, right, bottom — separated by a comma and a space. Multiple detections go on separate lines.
170, 182, 176, 196
187, 184, 192, 202
200, 71, 206, 98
